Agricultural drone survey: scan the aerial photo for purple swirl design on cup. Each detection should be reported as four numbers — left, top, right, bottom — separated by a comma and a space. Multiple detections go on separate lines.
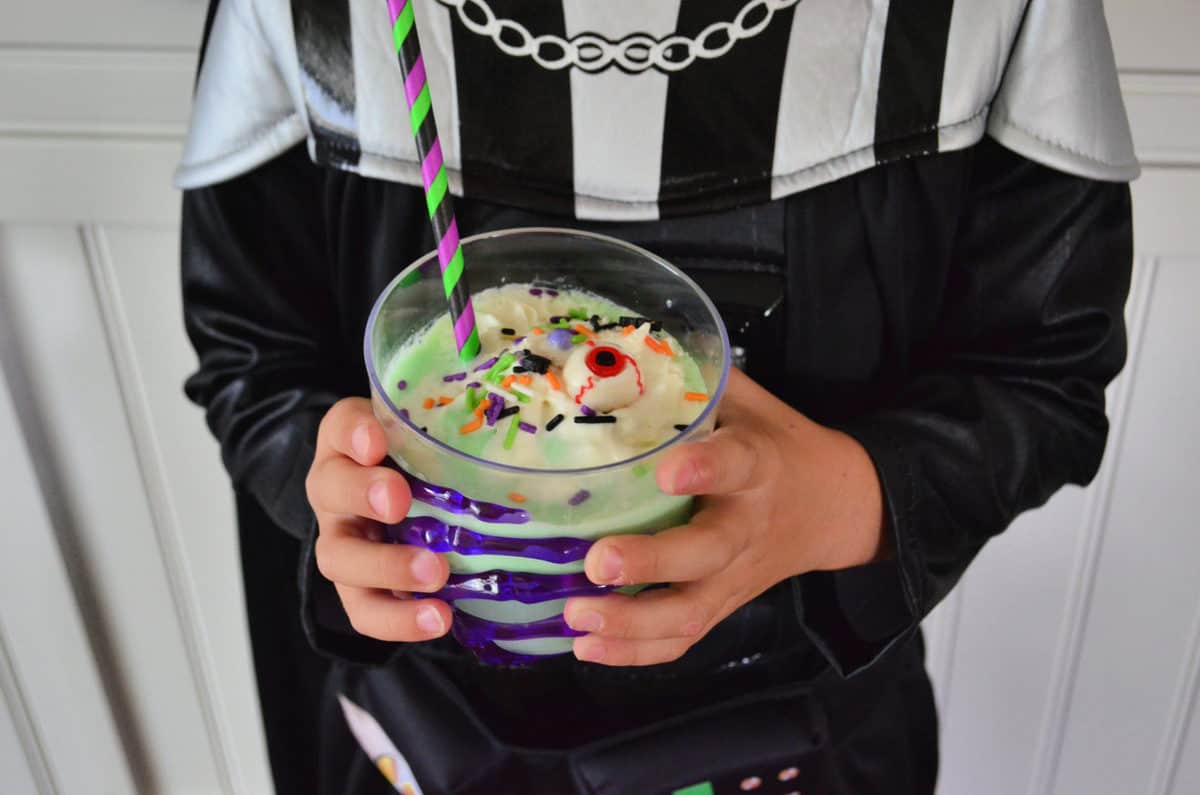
420, 571, 614, 604
385, 516, 591, 564
451, 610, 584, 646
397, 468, 530, 524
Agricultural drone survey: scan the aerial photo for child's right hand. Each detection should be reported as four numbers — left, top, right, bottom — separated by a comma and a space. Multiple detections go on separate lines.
306, 398, 452, 641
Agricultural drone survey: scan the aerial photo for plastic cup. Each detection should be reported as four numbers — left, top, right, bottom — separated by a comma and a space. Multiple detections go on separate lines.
364, 228, 731, 664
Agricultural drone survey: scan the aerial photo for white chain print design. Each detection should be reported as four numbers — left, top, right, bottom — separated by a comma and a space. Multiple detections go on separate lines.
433, 0, 802, 73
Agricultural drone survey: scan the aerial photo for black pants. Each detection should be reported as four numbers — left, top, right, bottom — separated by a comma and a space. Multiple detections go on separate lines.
318, 634, 937, 795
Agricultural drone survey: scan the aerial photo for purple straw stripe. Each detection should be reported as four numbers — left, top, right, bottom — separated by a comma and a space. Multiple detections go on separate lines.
403, 53, 426, 107
420, 137, 443, 193
436, 216, 459, 268
386, 0, 407, 23
453, 296, 476, 348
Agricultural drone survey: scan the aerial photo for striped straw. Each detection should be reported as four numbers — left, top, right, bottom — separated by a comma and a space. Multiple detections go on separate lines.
386, 0, 481, 362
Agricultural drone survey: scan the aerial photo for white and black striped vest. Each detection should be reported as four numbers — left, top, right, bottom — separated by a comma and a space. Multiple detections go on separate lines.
177, 0, 1138, 219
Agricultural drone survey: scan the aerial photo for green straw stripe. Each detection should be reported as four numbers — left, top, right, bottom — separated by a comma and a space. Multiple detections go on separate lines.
425, 165, 449, 218
441, 246, 464, 297
460, 327, 481, 363
392, 3, 415, 51
409, 84, 432, 135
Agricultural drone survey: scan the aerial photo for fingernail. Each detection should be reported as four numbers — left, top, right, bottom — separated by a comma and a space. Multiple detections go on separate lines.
410, 550, 441, 587
367, 481, 390, 518
672, 461, 701, 494
416, 605, 445, 635
596, 548, 624, 584
352, 424, 371, 461
570, 611, 603, 633
575, 639, 606, 662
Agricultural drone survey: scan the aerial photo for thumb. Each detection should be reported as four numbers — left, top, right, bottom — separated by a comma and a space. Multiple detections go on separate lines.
655, 427, 765, 496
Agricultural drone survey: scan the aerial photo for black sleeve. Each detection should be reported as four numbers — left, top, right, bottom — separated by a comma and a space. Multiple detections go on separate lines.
793, 140, 1134, 675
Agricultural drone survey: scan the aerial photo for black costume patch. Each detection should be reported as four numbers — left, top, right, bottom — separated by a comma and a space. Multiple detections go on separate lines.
293, 0, 361, 167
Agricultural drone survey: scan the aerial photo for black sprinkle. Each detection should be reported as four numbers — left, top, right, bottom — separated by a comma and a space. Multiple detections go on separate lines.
574, 415, 617, 424
549, 315, 567, 324
590, 314, 603, 331
545, 414, 565, 431
512, 366, 528, 373
500, 327, 516, 336
498, 406, 520, 420
420, 426, 428, 432
619, 315, 663, 332
593, 321, 622, 331
674, 424, 690, 431
518, 351, 551, 374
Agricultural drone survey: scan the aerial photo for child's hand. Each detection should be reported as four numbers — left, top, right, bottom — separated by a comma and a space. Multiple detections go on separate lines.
307, 398, 452, 642
563, 369, 886, 666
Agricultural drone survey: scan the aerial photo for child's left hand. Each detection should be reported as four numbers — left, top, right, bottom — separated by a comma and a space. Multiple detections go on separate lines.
563, 368, 887, 666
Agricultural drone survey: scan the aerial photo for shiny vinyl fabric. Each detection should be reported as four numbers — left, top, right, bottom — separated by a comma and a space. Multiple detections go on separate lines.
181, 137, 1132, 794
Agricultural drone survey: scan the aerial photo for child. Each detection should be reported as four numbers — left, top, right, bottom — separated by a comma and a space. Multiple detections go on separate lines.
179, 1, 1136, 792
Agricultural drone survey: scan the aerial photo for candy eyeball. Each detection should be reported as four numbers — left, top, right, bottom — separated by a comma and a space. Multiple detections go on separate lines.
563, 344, 644, 412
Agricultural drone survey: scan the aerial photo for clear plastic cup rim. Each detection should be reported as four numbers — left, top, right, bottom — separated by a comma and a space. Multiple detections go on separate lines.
363, 226, 732, 476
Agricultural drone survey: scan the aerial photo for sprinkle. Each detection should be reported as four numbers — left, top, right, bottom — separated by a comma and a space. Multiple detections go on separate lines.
442, 372, 467, 382
621, 325, 636, 336
545, 414, 565, 431
620, 315, 663, 333
498, 406, 520, 420
437, 396, 454, 406
518, 421, 537, 434
517, 374, 533, 386
568, 489, 591, 506
684, 392, 709, 402
467, 381, 481, 389
459, 417, 483, 434
674, 424, 690, 431
500, 327, 516, 336
513, 336, 526, 345
548, 328, 574, 350
643, 336, 675, 357
466, 386, 479, 410
486, 352, 516, 382
531, 327, 545, 335
571, 333, 588, 344
398, 408, 410, 420
632, 462, 649, 477
501, 375, 516, 389
513, 366, 528, 374
422, 398, 435, 410
549, 315, 567, 324
503, 416, 520, 449
518, 351, 551, 374
511, 387, 531, 403
547, 289, 560, 297
579, 404, 596, 417
529, 288, 543, 296
568, 308, 588, 320
508, 492, 527, 503
396, 380, 407, 390
590, 314, 603, 331
476, 398, 492, 415
545, 371, 562, 391
420, 426, 428, 433
574, 415, 617, 424
572, 324, 595, 338
485, 395, 505, 426
473, 356, 499, 372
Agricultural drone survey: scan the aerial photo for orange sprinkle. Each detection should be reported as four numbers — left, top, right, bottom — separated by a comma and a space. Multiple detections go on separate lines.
501, 375, 516, 389
474, 398, 492, 416
573, 323, 595, 338
422, 397, 435, 410
684, 392, 709, 402
507, 492, 527, 503
621, 325, 636, 336
545, 371, 562, 391
531, 327, 545, 335
517, 374, 533, 386
643, 336, 675, 357
437, 396, 454, 406
459, 417, 484, 434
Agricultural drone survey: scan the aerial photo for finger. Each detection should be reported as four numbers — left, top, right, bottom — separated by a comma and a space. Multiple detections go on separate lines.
584, 520, 739, 586
572, 634, 694, 667
315, 530, 448, 592
307, 455, 412, 523
654, 425, 767, 496
336, 585, 452, 642
316, 397, 389, 466
564, 583, 727, 641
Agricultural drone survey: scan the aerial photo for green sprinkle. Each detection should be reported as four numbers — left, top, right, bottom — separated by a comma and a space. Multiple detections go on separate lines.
512, 390, 530, 403
568, 308, 588, 320
485, 352, 516, 382
571, 333, 588, 344
466, 386, 478, 410
503, 415, 520, 449
551, 319, 571, 328
632, 463, 649, 477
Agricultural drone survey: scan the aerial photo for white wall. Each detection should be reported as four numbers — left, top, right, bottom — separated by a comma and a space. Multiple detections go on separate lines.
0, 2, 1197, 794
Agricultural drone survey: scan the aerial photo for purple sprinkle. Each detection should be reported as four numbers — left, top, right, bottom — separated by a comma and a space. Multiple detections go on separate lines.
399, 408, 410, 420
512, 336, 525, 345
518, 421, 537, 434
485, 395, 505, 426
474, 356, 499, 372
547, 328, 574, 350
529, 288, 543, 296
568, 489, 591, 506
443, 372, 467, 382
580, 404, 596, 417
467, 381, 481, 388
547, 289, 559, 297
396, 380, 407, 390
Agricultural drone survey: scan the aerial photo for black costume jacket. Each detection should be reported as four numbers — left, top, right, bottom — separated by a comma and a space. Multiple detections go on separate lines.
180, 2, 1136, 793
